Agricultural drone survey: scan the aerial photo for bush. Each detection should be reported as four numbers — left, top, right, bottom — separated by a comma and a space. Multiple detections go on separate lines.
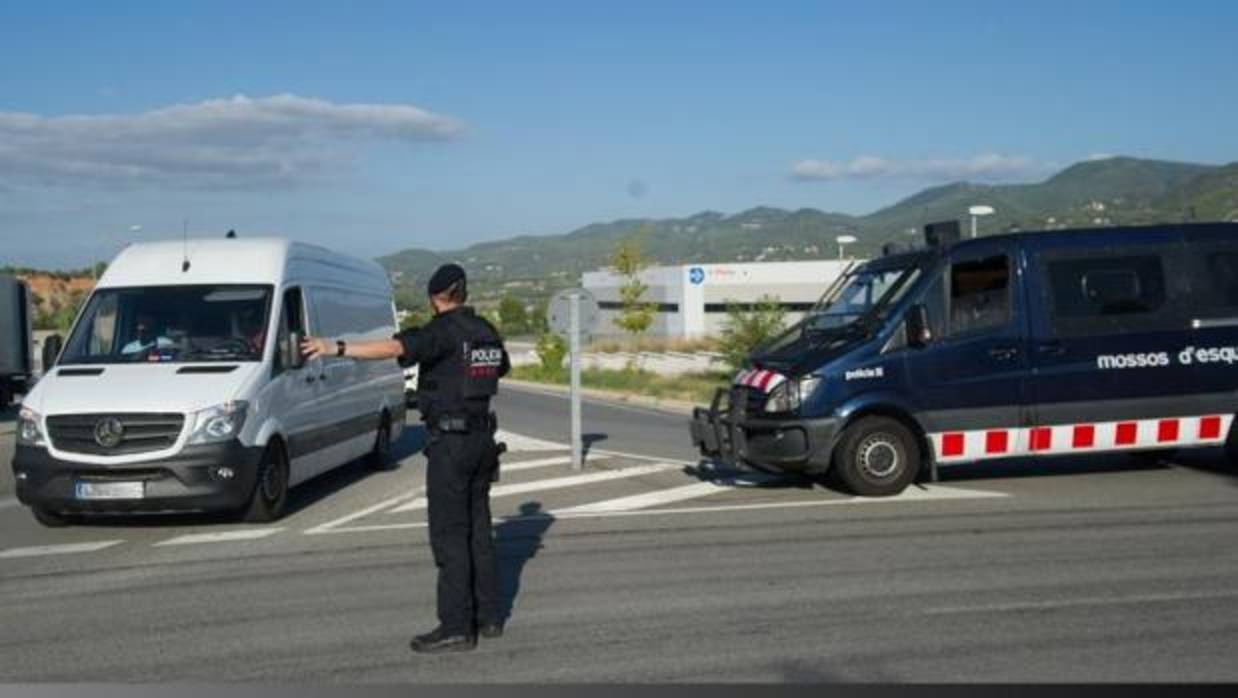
719, 296, 787, 372
535, 332, 567, 373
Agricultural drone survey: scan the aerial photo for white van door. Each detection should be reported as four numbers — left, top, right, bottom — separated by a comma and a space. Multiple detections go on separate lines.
269, 286, 327, 485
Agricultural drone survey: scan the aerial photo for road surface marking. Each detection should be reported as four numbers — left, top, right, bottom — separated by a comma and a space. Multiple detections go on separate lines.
926, 589, 1238, 615
388, 463, 679, 513
303, 490, 423, 535
556, 473, 781, 514
0, 496, 20, 511
153, 528, 285, 546
495, 430, 566, 452
501, 455, 592, 472
0, 541, 124, 559
314, 484, 1007, 535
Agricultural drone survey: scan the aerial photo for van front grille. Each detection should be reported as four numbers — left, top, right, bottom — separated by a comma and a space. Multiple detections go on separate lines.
46, 413, 185, 456
735, 387, 767, 417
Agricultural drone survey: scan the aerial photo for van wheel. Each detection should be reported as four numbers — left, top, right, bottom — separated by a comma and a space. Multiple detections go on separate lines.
366, 414, 395, 471
833, 416, 920, 497
241, 442, 290, 523
32, 507, 72, 528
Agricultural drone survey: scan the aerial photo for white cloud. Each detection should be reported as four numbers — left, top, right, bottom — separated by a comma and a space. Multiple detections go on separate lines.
0, 94, 463, 190
791, 153, 1044, 182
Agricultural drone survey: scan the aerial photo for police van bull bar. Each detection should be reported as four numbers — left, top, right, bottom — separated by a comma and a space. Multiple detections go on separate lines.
691, 385, 751, 468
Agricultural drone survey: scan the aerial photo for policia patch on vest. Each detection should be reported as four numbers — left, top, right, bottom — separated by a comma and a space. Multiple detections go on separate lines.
463, 339, 503, 398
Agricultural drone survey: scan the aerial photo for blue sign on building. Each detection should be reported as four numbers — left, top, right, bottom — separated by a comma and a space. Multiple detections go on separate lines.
689, 266, 705, 285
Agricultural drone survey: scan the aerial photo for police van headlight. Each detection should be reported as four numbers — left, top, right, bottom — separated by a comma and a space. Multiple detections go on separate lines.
16, 407, 47, 447
188, 401, 249, 444
763, 376, 822, 414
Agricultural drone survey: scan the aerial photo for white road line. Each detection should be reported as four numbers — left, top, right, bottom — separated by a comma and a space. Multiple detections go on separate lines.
0, 496, 21, 511
153, 528, 285, 547
312, 484, 1008, 535
496, 430, 566, 452
389, 463, 679, 513
0, 541, 124, 559
303, 490, 423, 535
556, 474, 781, 514
502, 455, 609, 473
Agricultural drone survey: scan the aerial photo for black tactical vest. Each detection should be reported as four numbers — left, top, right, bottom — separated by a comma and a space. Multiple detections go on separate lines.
418, 308, 505, 422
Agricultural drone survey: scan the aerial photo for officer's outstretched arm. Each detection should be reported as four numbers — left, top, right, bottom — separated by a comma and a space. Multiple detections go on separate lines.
300, 336, 405, 361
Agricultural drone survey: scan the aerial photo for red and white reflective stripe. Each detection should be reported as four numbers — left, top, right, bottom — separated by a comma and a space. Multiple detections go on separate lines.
931, 414, 1234, 464
733, 368, 788, 394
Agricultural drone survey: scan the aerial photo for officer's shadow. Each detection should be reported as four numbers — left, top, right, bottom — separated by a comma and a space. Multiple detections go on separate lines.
494, 501, 555, 625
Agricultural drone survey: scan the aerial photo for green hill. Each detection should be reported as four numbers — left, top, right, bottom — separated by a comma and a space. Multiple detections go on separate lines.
379, 156, 1238, 307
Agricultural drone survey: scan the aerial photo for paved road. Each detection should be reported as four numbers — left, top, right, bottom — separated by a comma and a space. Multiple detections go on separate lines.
2, 386, 1238, 682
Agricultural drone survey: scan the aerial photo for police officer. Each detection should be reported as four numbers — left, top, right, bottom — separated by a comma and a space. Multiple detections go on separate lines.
301, 263, 509, 654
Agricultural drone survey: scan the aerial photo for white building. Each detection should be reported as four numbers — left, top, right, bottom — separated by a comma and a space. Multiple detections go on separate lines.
582, 260, 856, 338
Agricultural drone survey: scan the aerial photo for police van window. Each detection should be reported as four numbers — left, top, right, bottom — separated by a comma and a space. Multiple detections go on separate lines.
948, 255, 1010, 336
275, 287, 305, 371
1184, 244, 1238, 320
1046, 254, 1172, 336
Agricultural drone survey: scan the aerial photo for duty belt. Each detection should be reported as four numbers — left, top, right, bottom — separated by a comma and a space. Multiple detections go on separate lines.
434, 412, 497, 434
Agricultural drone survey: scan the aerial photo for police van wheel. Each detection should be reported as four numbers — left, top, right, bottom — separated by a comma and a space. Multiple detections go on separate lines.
366, 415, 395, 471
834, 417, 919, 497
32, 506, 73, 528
241, 442, 290, 523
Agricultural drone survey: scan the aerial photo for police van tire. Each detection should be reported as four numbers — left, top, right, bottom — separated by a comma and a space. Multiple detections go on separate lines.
241, 442, 290, 523
32, 506, 72, 528
366, 414, 395, 471
834, 416, 920, 497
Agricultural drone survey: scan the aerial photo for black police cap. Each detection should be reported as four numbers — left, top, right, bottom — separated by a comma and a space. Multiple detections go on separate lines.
427, 263, 466, 296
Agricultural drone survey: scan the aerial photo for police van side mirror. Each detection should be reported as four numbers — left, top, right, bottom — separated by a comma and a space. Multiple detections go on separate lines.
906, 305, 933, 347
287, 331, 306, 370
42, 334, 63, 371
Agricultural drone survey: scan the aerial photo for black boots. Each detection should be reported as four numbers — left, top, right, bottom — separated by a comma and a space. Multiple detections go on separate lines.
409, 627, 477, 654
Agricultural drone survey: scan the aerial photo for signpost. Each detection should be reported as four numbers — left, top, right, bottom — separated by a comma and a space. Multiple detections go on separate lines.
548, 289, 599, 470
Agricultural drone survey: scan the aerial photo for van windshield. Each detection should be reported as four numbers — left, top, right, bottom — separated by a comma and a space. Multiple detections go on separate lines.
802, 266, 921, 332
60, 285, 273, 364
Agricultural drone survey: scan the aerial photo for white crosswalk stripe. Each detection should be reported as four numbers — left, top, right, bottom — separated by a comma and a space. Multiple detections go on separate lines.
0, 541, 124, 559
0, 496, 20, 511
154, 528, 285, 547
389, 462, 679, 513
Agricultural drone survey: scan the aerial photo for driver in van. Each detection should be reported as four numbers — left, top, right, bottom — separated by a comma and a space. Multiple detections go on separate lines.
121, 313, 174, 355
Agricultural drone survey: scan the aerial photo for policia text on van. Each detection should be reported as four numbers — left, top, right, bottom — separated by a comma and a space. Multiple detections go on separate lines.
11, 238, 405, 526
692, 222, 1238, 496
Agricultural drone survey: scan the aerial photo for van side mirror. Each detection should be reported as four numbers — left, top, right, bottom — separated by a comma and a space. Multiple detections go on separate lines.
287, 331, 306, 370
906, 305, 933, 347
42, 334, 63, 371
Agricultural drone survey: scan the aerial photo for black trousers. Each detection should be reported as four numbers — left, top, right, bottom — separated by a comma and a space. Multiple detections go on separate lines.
425, 429, 499, 635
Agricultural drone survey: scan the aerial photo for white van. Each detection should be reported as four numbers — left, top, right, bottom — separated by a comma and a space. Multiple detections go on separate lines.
11, 237, 406, 526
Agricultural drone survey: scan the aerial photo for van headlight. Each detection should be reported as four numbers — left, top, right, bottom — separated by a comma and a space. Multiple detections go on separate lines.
764, 376, 823, 414
16, 407, 47, 447
188, 401, 249, 445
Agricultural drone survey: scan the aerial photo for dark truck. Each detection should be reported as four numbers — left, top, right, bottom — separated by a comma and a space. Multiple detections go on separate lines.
692, 221, 1238, 496
1, 274, 35, 408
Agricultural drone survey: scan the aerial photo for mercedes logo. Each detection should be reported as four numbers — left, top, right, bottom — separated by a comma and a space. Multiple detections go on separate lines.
93, 417, 125, 449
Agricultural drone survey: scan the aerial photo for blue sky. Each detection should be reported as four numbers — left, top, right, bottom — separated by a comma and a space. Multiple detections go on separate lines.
2, 1, 1236, 268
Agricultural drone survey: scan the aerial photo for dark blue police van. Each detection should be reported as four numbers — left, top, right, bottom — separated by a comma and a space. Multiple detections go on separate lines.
692, 221, 1238, 496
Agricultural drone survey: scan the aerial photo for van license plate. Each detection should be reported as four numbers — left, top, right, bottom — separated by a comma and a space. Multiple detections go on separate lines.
75, 482, 145, 500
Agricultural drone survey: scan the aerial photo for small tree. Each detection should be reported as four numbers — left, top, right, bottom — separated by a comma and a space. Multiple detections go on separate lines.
719, 296, 787, 372
400, 306, 429, 331
611, 228, 656, 338
535, 332, 567, 376
498, 295, 529, 336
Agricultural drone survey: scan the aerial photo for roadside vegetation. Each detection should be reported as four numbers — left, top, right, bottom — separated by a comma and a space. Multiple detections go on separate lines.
511, 363, 728, 404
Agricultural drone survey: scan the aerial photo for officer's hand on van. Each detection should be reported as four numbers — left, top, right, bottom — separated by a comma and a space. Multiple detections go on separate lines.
300, 336, 332, 360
